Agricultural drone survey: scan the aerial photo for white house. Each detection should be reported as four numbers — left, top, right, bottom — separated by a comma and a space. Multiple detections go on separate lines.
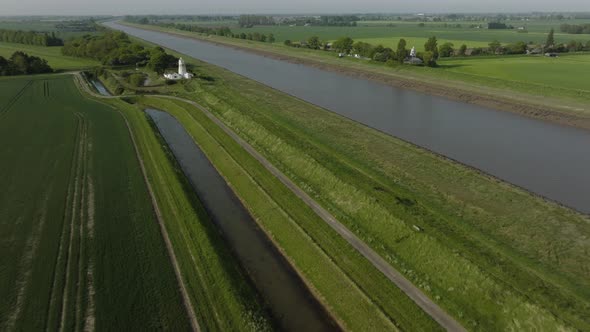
164, 58, 194, 80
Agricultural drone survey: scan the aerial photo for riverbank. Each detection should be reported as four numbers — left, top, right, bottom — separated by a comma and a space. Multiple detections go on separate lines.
118, 21, 590, 130
91, 48, 590, 330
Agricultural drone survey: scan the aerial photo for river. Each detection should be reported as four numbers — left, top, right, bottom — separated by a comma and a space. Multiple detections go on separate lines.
106, 22, 590, 214
146, 109, 339, 331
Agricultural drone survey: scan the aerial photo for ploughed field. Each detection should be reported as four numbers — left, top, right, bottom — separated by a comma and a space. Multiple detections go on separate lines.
0, 76, 190, 331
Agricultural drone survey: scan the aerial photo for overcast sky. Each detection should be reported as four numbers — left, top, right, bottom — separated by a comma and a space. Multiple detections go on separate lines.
1, 0, 589, 16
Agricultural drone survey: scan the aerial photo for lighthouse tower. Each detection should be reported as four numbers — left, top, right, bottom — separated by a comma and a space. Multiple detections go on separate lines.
178, 58, 187, 76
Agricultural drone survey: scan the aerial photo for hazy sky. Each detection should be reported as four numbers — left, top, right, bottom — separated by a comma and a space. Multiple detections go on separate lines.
1, 0, 589, 16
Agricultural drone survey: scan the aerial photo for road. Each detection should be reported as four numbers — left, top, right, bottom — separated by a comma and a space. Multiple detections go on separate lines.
75, 72, 466, 332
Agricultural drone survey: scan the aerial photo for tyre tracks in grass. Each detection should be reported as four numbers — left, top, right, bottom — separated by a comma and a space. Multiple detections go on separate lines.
0, 80, 32, 118
44, 112, 93, 332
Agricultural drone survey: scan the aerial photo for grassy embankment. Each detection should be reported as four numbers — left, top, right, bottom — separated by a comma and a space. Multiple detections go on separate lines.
122, 22, 590, 116
99, 44, 590, 330
0, 75, 190, 331
77, 79, 275, 331
0, 42, 98, 71
134, 96, 442, 331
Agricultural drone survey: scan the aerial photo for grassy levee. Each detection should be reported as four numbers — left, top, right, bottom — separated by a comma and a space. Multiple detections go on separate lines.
121, 23, 590, 116
0, 42, 99, 71
0, 75, 190, 331
190, 78, 590, 330
108, 43, 590, 329
95, 97, 274, 331
137, 96, 442, 331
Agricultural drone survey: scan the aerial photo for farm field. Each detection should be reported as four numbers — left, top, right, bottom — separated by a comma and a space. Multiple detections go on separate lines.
231, 19, 590, 49
101, 45, 590, 330
438, 53, 590, 92
0, 19, 101, 39
0, 42, 98, 71
0, 75, 190, 331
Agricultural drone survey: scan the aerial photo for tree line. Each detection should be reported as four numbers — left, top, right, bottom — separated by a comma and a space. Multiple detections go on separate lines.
560, 23, 590, 34
0, 29, 63, 46
238, 15, 275, 28
0, 51, 53, 76
62, 31, 178, 73
285, 35, 439, 66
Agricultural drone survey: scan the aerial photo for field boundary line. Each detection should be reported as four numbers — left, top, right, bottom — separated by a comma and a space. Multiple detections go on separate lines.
117, 105, 202, 332
0, 80, 33, 117
73, 73, 201, 331
158, 95, 466, 332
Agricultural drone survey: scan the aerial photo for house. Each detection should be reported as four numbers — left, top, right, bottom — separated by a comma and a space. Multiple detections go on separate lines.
164, 58, 194, 80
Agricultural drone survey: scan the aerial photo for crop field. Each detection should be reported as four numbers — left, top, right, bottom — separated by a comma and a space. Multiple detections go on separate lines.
0, 42, 98, 71
0, 19, 99, 39
231, 18, 590, 49
0, 75, 190, 331
437, 53, 590, 92
116, 47, 590, 330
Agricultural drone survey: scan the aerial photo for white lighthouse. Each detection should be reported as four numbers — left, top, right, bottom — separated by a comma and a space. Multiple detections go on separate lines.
164, 58, 193, 80
178, 57, 187, 76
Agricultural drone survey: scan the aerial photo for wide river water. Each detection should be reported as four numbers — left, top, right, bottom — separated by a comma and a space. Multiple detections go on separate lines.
107, 22, 590, 214
146, 109, 338, 331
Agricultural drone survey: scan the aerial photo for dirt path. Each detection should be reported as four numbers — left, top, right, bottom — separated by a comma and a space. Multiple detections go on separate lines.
75, 72, 463, 331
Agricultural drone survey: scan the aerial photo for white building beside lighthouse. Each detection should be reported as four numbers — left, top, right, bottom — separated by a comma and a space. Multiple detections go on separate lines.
164, 58, 194, 80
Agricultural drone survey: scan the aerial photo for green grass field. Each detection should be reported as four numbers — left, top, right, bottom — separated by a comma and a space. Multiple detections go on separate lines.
0, 42, 98, 71
231, 19, 590, 49
133, 96, 442, 331
0, 75, 190, 331
105, 44, 590, 330
438, 53, 590, 92
0, 20, 99, 39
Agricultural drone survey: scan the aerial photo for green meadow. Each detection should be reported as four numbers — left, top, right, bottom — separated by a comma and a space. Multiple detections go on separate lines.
0, 42, 98, 71
231, 19, 590, 49
437, 53, 590, 91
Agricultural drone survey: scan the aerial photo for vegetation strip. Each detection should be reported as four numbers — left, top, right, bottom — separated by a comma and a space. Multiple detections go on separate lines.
156, 95, 465, 331
73, 73, 201, 332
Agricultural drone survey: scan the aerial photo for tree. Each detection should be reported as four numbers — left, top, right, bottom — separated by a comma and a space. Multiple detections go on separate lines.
148, 47, 178, 74
459, 44, 467, 56
332, 37, 354, 53
396, 38, 408, 63
268, 33, 275, 43
439, 42, 454, 57
307, 36, 321, 49
424, 36, 439, 59
546, 28, 555, 49
284, 39, 292, 46
489, 40, 502, 54
352, 41, 373, 57
421, 51, 436, 67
